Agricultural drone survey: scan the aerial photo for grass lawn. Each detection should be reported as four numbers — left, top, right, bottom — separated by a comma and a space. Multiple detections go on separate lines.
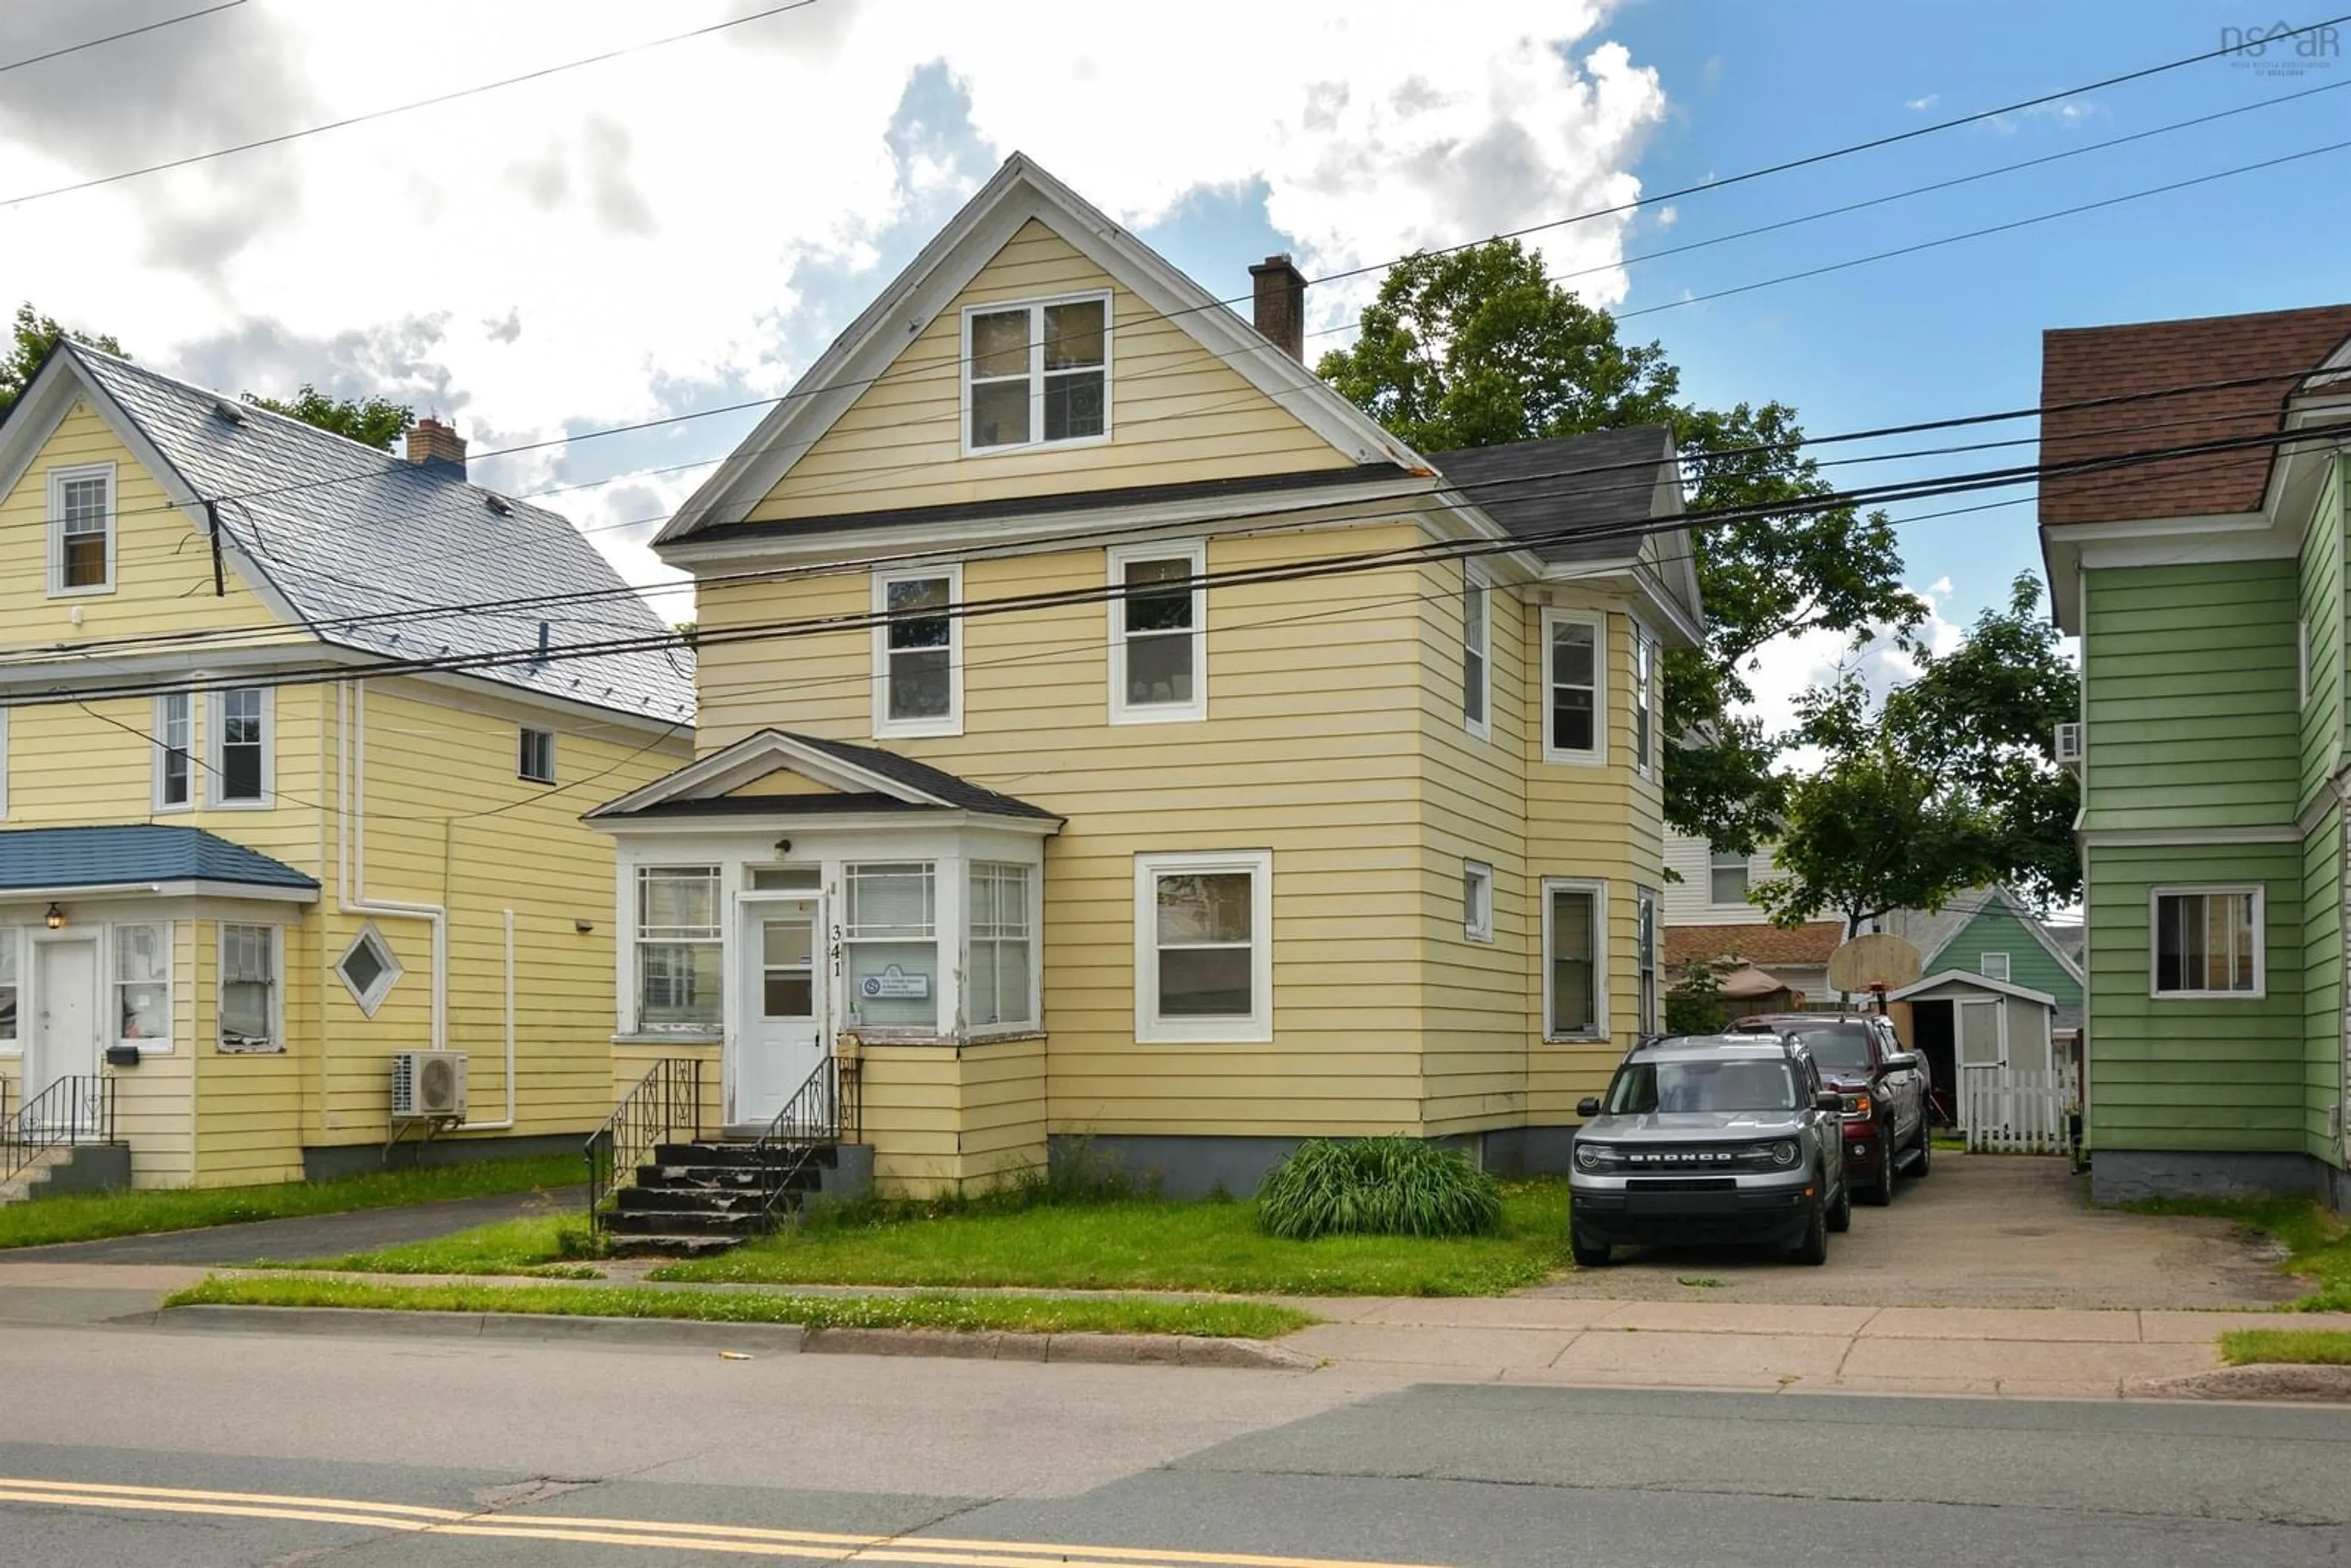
0, 1155, 583, 1251
2124, 1196, 2351, 1311
2219, 1329, 2351, 1367
649, 1180, 1572, 1297
252, 1215, 601, 1279
167, 1277, 1316, 1339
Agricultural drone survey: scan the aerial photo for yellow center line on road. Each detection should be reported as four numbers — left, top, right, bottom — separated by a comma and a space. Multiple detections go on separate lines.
0, 1475, 1462, 1568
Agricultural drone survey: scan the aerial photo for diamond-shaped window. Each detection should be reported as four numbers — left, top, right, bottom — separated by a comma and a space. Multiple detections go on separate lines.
337, 926, 401, 1016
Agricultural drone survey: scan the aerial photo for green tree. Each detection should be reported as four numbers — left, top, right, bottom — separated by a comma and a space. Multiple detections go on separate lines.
242, 384, 414, 451
1, 302, 127, 416
1318, 242, 1919, 849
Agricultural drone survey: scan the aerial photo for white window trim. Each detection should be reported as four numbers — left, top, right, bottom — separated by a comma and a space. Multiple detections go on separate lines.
966, 861, 1041, 1036
871, 563, 964, 739
1630, 619, 1657, 779
1464, 860, 1494, 943
152, 692, 194, 814
1979, 951, 2011, 982
206, 686, 274, 809
216, 921, 285, 1053
1541, 876, 1610, 1042
1134, 849, 1274, 1045
1463, 565, 1491, 741
1636, 886, 1660, 1037
336, 923, 403, 1017
111, 921, 174, 1054
1540, 609, 1607, 767
2148, 883, 2267, 1000
0, 925, 20, 1055
958, 290, 1115, 458
519, 726, 557, 785
46, 461, 117, 598
1708, 846, 1752, 909
634, 864, 725, 1035
1106, 538, 1207, 724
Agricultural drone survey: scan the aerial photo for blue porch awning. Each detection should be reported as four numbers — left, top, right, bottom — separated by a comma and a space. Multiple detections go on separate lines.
0, 826, 318, 898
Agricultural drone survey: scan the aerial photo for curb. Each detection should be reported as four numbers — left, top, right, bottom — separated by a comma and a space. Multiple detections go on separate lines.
2126, 1364, 2351, 1403
142, 1305, 1316, 1368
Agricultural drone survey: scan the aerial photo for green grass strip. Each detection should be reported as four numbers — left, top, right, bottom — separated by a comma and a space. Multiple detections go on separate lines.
0, 1155, 584, 1251
166, 1276, 1317, 1340
2219, 1329, 2351, 1367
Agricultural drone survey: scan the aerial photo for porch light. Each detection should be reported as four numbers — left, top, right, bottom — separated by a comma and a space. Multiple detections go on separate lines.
44, 902, 65, 930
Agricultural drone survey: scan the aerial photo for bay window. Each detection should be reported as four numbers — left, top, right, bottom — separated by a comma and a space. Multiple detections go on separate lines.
1543, 879, 1607, 1040
844, 862, 939, 1029
1542, 610, 1603, 763
636, 865, 722, 1031
116, 923, 171, 1045
1136, 850, 1272, 1043
967, 861, 1035, 1030
219, 923, 279, 1052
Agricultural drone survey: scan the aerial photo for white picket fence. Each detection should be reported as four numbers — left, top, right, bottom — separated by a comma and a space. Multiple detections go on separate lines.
1958, 1065, 2076, 1155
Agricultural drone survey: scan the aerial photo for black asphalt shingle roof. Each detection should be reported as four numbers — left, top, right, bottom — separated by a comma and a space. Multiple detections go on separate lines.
0, 826, 317, 892
1432, 424, 1677, 565
595, 730, 1059, 822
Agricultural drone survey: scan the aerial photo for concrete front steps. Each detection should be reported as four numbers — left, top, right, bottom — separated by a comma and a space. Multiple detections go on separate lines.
603, 1141, 873, 1258
0, 1142, 132, 1206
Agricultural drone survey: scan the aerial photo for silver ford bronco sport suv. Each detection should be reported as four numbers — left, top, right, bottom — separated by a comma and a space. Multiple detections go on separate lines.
1569, 1034, 1850, 1267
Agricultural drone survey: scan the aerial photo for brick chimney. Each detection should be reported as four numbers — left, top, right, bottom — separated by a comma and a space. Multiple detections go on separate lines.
1250, 253, 1307, 362
405, 416, 467, 475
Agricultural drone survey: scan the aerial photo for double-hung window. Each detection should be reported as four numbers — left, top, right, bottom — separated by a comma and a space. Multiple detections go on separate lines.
218, 923, 279, 1052
1979, 951, 2011, 982
2152, 887, 2263, 997
964, 293, 1110, 451
1136, 850, 1273, 1043
116, 923, 170, 1046
47, 463, 114, 595
872, 566, 961, 737
1463, 861, 1494, 943
1542, 610, 1603, 763
1708, 845, 1750, 906
967, 861, 1035, 1030
844, 862, 939, 1030
636, 866, 722, 1032
1543, 879, 1607, 1040
1463, 566, 1490, 738
209, 687, 270, 805
519, 727, 556, 784
1108, 540, 1205, 722
1631, 625, 1657, 775
1635, 890, 1659, 1036
155, 692, 193, 811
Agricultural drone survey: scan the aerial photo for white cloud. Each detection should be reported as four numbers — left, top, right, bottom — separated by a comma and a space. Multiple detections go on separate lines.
1905, 94, 1938, 112
1734, 581, 1965, 754
0, 0, 1668, 601
1654, 204, 1679, 228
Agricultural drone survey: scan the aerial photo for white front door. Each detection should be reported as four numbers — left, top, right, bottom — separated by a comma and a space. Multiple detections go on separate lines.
736, 897, 825, 1125
31, 939, 101, 1121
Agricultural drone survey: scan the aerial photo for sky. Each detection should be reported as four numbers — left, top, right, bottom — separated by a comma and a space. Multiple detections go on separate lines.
2, 0, 2344, 726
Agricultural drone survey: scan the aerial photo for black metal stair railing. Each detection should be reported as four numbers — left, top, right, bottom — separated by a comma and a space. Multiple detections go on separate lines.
2, 1075, 119, 1186
585, 1058, 702, 1234
749, 1052, 861, 1232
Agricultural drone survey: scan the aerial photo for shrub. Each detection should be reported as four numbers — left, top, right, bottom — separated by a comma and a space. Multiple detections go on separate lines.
1255, 1137, 1502, 1240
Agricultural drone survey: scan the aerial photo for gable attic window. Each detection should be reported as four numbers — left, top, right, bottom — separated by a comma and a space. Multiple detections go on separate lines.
519, 727, 557, 784
1108, 540, 1205, 722
47, 463, 116, 596
1979, 951, 2011, 982
872, 565, 962, 737
964, 293, 1110, 452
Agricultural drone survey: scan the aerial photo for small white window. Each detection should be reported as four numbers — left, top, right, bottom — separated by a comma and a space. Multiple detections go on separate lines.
1463, 567, 1490, 738
1136, 850, 1273, 1044
1543, 878, 1608, 1040
1632, 626, 1657, 776
208, 687, 271, 806
115, 923, 171, 1048
47, 462, 115, 596
519, 727, 556, 784
967, 861, 1037, 1030
871, 565, 962, 738
337, 925, 402, 1016
1541, 610, 1604, 763
636, 865, 722, 1032
1463, 861, 1494, 943
844, 861, 939, 1030
1709, 846, 1751, 906
964, 293, 1111, 452
1108, 540, 1205, 722
0, 927, 20, 1048
155, 692, 193, 811
1637, 888, 1659, 1035
1979, 951, 2011, 982
2151, 886, 2264, 998
218, 923, 281, 1052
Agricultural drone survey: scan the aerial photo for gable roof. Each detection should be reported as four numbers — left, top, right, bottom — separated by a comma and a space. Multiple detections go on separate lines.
0, 825, 317, 895
0, 343, 694, 726
2039, 302, 2351, 527
656, 152, 1427, 546
1894, 885, 2084, 986
1888, 969, 2057, 1008
587, 728, 1060, 825
1432, 425, 1677, 565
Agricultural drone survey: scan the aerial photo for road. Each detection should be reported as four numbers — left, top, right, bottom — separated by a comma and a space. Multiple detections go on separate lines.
1, 1318, 2347, 1566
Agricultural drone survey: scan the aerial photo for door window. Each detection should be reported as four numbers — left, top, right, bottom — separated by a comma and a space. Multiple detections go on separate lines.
761, 917, 816, 1019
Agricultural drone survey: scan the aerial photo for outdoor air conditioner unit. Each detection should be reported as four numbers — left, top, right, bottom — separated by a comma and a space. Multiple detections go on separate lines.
391, 1051, 467, 1120
2053, 722, 2083, 765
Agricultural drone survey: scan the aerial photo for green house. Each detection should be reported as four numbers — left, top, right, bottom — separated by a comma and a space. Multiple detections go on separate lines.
1884, 887, 2084, 1103
2041, 301, 2351, 1212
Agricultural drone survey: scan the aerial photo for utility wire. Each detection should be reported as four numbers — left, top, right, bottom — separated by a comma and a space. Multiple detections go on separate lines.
0, 1, 246, 73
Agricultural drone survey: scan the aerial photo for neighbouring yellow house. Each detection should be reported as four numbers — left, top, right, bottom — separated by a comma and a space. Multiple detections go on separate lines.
589, 155, 1702, 1204
0, 343, 692, 1193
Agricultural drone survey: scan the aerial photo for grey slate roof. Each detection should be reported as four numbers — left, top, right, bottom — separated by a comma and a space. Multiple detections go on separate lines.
67, 345, 693, 726
0, 826, 318, 893
1431, 425, 1676, 565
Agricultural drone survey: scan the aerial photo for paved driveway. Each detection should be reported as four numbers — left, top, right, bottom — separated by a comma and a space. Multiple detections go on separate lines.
0, 1187, 582, 1267
1539, 1153, 2298, 1309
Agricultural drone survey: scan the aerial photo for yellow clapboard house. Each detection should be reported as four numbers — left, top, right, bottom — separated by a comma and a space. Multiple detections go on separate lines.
0, 345, 692, 1191
590, 155, 1702, 1202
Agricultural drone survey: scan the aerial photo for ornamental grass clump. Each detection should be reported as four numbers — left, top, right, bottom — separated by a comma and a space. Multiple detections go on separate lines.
1254, 1136, 1502, 1240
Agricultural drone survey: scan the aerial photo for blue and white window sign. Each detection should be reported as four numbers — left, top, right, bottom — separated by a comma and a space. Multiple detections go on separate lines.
861, 964, 930, 1000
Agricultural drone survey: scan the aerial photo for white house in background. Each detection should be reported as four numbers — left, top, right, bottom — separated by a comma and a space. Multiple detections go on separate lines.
1660, 831, 1844, 1005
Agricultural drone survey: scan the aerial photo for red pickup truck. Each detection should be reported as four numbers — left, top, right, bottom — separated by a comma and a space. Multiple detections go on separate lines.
1728, 1013, 1933, 1206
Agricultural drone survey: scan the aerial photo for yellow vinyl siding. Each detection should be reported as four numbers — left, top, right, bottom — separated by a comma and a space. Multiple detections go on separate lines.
0, 400, 288, 650
748, 220, 1352, 523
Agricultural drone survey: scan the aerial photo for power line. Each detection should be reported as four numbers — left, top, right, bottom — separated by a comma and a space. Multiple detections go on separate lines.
0, 0, 820, 208
0, 1, 246, 73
